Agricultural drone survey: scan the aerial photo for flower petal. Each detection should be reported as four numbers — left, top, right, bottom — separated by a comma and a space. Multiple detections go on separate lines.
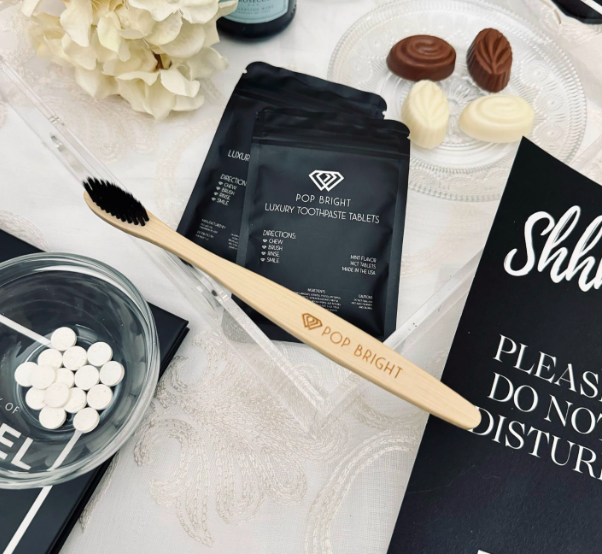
102, 45, 157, 75
145, 11, 182, 45
61, 34, 97, 70
180, 2, 218, 24
98, 13, 130, 61
43, 38, 73, 67
116, 5, 155, 38
75, 66, 118, 99
143, 81, 176, 120
91, 30, 119, 63
216, 0, 237, 18
181, 46, 227, 79
128, 0, 178, 22
159, 20, 205, 58
160, 67, 200, 97
117, 70, 159, 85
202, 2, 236, 46
60, 0, 93, 47
22, 0, 42, 17
116, 79, 147, 112
173, 88, 205, 111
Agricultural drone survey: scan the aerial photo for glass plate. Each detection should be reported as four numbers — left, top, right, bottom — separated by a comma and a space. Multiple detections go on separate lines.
328, 0, 587, 202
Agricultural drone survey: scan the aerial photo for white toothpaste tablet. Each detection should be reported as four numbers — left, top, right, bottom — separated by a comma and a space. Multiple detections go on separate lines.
87, 342, 113, 367
74, 365, 100, 391
37, 348, 63, 369
64, 387, 87, 414
44, 383, 70, 408
25, 387, 46, 410
15, 362, 37, 387
100, 361, 124, 387
86, 384, 113, 410
50, 327, 77, 351
31, 365, 56, 390
73, 407, 100, 433
39, 406, 67, 430
63, 346, 87, 370
56, 367, 75, 388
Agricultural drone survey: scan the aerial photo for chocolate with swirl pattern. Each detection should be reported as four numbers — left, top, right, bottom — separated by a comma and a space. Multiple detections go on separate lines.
467, 28, 512, 92
386, 35, 456, 81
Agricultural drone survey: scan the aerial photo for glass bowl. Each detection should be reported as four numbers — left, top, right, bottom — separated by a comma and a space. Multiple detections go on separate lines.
328, 0, 586, 201
0, 253, 159, 489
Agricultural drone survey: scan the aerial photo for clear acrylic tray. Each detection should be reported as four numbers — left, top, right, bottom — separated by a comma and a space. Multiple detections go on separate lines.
2, 0, 602, 431
0, 57, 486, 430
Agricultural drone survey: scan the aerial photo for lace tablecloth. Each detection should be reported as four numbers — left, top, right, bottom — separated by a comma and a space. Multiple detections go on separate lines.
1, 0, 602, 552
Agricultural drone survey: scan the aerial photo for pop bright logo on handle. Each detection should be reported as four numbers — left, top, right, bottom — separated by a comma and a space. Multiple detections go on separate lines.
302, 313, 323, 330
309, 170, 344, 192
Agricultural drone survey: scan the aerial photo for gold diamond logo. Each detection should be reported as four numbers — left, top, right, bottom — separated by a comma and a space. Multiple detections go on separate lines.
302, 313, 322, 330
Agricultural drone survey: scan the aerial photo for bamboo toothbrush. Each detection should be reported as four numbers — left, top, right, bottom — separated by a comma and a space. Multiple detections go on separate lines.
83, 178, 480, 430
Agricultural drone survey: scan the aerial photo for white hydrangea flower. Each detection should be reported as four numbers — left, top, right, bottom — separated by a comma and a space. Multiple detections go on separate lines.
128, 0, 221, 24
22, 0, 237, 119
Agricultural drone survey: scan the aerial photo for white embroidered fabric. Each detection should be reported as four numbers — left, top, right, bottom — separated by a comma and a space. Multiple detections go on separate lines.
1, 0, 602, 552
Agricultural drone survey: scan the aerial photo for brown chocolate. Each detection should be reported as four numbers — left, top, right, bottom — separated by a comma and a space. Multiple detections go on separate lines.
467, 28, 512, 92
386, 35, 456, 81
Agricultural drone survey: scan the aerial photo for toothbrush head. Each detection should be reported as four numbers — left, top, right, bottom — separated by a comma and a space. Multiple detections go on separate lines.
83, 177, 149, 226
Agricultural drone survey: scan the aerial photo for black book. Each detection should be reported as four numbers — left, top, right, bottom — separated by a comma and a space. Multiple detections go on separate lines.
388, 139, 602, 553
0, 229, 189, 554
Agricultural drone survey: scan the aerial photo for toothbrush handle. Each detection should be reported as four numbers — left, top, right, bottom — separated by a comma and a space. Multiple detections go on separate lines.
145, 216, 480, 430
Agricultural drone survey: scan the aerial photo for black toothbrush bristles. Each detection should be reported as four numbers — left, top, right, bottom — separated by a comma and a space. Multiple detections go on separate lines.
83, 177, 149, 226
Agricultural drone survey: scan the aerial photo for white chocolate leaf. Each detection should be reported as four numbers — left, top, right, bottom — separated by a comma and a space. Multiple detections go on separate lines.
117, 70, 159, 85
173, 88, 205, 111
145, 12, 182, 45
128, 0, 178, 22
160, 66, 199, 97
143, 80, 176, 120
98, 13, 130, 61
181, 47, 227, 79
75, 66, 118, 99
180, 2, 218, 24
116, 79, 147, 112
413, 80, 448, 123
61, 34, 96, 69
159, 20, 205, 58
401, 80, 449, 149
60, 0, 93, 47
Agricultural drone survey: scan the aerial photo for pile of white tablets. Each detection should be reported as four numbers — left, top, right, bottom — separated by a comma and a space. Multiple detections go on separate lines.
14, 327, 125, 433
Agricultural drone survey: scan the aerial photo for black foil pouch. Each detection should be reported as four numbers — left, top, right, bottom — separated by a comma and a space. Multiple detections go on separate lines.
177, 62, 387, 262
236, 109, 410, 342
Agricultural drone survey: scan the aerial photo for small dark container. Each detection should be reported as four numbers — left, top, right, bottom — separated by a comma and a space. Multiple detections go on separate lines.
218, 0, 297, 39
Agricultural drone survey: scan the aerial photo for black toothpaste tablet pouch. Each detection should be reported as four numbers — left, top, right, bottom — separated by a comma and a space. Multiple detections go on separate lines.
176, 62, 387, 262
236, 109, 410, 343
